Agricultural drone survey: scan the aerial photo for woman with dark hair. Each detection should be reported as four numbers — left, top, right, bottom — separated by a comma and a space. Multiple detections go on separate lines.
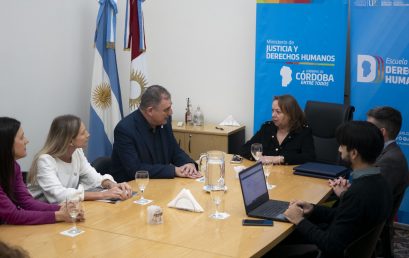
0, 117, 81, 225
28, 115, 132, 204
240, 94, 315, 165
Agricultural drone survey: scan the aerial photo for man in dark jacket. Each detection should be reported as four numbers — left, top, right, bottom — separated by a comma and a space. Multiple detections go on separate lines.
111, 85, 201, 182
282, 121, 392, 258
367, 106, 409, 215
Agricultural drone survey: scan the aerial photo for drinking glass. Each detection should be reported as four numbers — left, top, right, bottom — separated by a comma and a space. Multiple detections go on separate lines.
66, 196, 82, 234
263, 164, 274, 190
209, 186, 228, 219
135, 171, 150, 204
251, 143, 263, 162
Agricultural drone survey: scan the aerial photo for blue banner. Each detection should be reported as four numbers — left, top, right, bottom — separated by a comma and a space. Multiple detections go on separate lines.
254, 0, 348, 131
350, 1, 409, 223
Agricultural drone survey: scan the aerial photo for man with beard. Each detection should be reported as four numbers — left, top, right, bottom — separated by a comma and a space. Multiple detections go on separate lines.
329, 107, 409, 257
274, 121, 392, 258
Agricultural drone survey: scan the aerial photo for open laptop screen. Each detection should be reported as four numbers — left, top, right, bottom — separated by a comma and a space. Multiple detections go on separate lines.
239, 163, 269, 212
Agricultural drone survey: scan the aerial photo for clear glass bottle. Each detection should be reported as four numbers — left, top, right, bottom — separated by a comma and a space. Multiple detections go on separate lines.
193, 106, 204, 126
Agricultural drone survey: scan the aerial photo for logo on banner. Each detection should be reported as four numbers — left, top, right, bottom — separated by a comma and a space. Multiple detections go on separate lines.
357, 55, 384, 83
280, 66, 293, 87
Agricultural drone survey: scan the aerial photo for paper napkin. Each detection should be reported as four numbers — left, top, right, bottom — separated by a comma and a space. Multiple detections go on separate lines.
233, 165, 247, 178
60, 228, 85, 238
167, 188, 204, 212
219, 115, 240, 126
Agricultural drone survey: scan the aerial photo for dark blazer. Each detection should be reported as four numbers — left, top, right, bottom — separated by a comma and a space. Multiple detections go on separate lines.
111, 110, 195, 182
376, 141, 409, 216
239, 121, 315, 165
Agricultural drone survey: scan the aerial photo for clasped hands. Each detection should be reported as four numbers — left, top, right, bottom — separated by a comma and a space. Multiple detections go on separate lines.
259, 155, 284, 165
175, 163, 201, 178
328, 177, 350, 197
103, 181, 133, 200
283, 200, 314, 225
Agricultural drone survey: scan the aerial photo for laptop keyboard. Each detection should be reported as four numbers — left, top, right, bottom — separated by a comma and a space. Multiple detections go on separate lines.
255, 200, 289, 216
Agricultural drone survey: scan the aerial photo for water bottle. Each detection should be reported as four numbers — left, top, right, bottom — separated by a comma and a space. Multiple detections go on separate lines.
193, 106, 204, 126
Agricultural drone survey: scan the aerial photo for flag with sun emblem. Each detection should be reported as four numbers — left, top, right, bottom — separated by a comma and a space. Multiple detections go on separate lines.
88, 0, 124, 162
124, 0, 148, 111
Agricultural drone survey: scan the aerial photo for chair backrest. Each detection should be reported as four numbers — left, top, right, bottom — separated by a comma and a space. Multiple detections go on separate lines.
22, 171, 28, 184
91, 156, 112, 175
344, 222, 385, 258
305, 100, 355, 164
378, 187, 407, 258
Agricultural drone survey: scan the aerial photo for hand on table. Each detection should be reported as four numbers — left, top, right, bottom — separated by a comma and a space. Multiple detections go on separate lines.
175, 163, 201, 178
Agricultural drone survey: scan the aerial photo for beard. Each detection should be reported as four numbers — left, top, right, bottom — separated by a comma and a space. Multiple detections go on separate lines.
339, 152, 353, 169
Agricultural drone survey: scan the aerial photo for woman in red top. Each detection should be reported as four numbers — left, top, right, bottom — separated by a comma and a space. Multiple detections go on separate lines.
0, 117, 84, 225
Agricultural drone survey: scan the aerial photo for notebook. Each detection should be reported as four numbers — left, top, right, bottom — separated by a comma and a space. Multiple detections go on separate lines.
238, 162, 289, 222
293, 162, 350, 179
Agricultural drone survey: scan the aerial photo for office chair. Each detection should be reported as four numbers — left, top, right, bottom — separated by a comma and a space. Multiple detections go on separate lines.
21, 171, 28, 184
91, 156, 112, 175
304, 100, 355, 164
344, 222, 385, 258
377, 188, 406, 258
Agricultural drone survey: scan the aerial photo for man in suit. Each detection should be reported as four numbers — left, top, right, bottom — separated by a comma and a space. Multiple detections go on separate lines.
367, 107, 409, 258
111, 85, 201, 182
367, 106, 409, 215
278, 121, 392, 258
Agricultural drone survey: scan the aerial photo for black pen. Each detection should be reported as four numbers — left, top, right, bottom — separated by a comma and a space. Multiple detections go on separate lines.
215, 126, 224, 130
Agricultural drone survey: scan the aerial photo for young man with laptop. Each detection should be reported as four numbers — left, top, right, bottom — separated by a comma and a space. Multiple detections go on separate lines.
277, 121, 392, 258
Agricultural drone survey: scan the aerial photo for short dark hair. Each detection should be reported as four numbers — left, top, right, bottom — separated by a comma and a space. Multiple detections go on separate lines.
0, 241, 30, 258
336, 121, 383, 164
0, 117, 21, 202
274, 94, 306, 132
367, 106, 402, 139
139, 85, 171, 111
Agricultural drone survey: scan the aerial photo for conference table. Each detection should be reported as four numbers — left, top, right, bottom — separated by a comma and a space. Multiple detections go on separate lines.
0, 156, 332, 258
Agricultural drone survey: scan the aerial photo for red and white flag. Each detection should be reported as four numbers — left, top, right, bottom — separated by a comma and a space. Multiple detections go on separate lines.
124, 0, 148, 111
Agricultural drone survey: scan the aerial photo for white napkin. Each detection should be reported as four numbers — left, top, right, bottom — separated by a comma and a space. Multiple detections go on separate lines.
167, 188, 204, 212
219, 115, 240, 126
60, 228, 85, 238
233, 165, 247, 178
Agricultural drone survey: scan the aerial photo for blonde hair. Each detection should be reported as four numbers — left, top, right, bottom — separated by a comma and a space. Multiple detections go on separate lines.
28, 115, 81, 185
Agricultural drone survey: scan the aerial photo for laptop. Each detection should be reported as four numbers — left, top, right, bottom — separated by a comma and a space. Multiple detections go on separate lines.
238, 162, 289, 222
293, 162, 350, 179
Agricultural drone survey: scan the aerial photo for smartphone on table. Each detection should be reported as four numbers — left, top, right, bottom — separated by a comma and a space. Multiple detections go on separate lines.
242, 219, 273, 226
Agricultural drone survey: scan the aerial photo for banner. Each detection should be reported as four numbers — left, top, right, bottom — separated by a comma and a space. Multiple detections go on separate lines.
350, 0, 409, 223
88, 0, 124, 162
254, 0, 348, 131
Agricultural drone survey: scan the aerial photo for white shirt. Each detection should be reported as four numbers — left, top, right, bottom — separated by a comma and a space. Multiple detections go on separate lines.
29, 148, 115, 203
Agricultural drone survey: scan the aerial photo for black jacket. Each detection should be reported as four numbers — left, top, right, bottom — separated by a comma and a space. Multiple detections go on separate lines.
296, 174, 392, 258
239, 121, 315, 165
111, 109, 195, 182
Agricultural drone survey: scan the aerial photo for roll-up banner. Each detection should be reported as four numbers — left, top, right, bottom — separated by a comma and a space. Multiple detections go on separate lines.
350, 0, 409, 223
254, 0, 348, 131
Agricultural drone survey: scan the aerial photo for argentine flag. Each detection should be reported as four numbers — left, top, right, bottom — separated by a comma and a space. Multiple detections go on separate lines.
88, 0, 123, 162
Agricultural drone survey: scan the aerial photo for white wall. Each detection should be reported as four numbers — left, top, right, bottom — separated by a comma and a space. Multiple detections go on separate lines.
0, 0, 256, 170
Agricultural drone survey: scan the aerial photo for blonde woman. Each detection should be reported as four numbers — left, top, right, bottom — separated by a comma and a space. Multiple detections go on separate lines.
28, 115, 132, 204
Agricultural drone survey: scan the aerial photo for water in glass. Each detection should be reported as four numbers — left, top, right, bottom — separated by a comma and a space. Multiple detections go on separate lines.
210, 187, 226, 219
135, 171, 149, 204
66, 196, 82, 234
251, 143, 263, 161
